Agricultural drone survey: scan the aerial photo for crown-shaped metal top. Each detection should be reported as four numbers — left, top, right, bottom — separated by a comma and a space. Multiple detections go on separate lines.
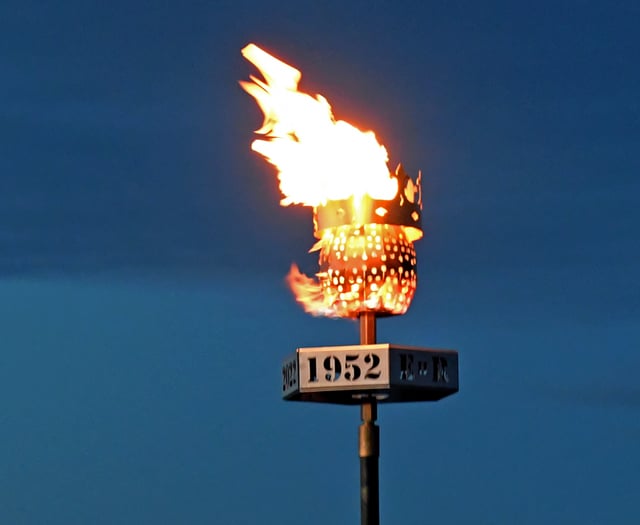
313, 164, 422, 241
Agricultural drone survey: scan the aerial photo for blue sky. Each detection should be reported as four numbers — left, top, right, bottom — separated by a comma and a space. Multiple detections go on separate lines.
1, 1, 639, 523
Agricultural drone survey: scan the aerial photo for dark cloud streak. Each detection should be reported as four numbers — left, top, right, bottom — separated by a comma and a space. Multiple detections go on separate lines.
541, 384, 640, 410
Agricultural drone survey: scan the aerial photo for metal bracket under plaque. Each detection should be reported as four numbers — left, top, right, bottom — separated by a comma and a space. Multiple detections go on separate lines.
282, 344, 458, 404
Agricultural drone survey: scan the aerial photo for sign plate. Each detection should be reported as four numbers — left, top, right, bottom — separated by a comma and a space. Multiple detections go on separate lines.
298, 345, 389, 391
281, 353, 299, 399
282, 344, 458, 404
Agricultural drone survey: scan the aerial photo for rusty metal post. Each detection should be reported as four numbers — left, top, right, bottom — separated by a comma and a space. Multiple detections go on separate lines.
359, 312, 379, 525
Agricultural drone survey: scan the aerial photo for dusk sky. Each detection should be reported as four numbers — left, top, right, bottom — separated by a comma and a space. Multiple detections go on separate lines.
2, 1, 639, 523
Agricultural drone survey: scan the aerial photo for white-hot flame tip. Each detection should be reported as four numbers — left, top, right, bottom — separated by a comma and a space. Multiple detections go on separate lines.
240, 44, 398, 207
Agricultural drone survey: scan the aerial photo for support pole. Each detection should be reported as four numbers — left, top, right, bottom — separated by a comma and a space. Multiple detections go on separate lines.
359, 312, 379, 525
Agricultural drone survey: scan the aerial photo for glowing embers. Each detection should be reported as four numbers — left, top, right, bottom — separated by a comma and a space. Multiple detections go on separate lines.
289, 223, 417, 318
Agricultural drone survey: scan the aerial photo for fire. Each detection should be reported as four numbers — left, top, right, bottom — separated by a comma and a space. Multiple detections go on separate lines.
241, 43, 423, 318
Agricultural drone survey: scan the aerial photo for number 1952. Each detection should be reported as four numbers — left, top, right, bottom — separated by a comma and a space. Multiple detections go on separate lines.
306, 353, 382, 383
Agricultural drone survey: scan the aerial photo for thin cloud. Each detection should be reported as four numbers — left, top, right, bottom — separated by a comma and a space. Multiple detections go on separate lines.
542, 384, 640, 410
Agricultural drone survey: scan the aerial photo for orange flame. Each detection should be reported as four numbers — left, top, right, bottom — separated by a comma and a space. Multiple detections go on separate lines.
241, 43, 422, 318
240, 44, 397, 206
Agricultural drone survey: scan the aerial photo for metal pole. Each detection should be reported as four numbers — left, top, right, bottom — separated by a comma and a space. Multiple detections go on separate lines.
359, 312, 379, 525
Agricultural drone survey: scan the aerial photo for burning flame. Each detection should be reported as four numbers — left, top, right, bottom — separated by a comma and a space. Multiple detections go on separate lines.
240, 44, 397, 206
241, 43, 423, 318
